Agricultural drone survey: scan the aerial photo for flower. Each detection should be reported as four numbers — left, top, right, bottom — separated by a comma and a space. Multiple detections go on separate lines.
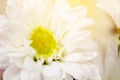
81, 1, 120, 80
0, 0, 101, 80
96, 0, 120, 30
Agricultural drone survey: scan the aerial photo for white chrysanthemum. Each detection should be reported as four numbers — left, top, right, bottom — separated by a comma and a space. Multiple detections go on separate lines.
0, 0, 101, 80
96, 0, 120, 29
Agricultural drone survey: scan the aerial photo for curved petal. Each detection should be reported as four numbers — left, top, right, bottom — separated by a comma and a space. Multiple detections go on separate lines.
42, 62, 65, 80
60, 62, 101, 80
3, 65, 21, 80
97, 0, 120, 28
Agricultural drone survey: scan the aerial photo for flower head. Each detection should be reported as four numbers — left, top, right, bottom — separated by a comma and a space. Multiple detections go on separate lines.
0, 0, 101, 80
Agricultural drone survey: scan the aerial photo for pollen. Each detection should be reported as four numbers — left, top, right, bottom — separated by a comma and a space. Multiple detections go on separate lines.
30, 26, 60, 59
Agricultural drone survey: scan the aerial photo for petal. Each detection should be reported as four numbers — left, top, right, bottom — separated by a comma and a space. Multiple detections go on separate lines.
104, 39, 118, 80
50, 0, 71, 39
62, 30, 97, 57
20, 56, 42, 80
0, 18, 30, 46
0, 46, 16, 69
22, 0, 53, 27
23, 56, 42, 72
6, 0, 54, 27
20, 69, 42, 80
64, 18, 94, 35
6, 0, 29, 27
111, 61, 120, 80
63, 51, 96, 62
97, 0, 120, 28
51, 4, 92, 40
62, 30, 91, 47
0, 15, 6, 22
54, 0, 70, 20
42, 62, 65, 80
60, 62, 101, 80
0, 55, 10, 69
3, 65, 21, 80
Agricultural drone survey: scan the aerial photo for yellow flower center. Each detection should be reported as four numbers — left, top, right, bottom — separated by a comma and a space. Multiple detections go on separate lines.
29, 26, 60, 60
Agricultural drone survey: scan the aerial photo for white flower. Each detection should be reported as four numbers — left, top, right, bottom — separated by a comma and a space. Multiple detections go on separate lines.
96, 0, 120, 29
0, 0, 101, 80
85, 2, 120, 80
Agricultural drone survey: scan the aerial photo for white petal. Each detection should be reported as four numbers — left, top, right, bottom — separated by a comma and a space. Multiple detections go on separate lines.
51, 5, 91, 40
104, 39, 118, 80
0, 46, 16, 69
20, 56, 42, 80
62, 30, 91, 48
97, 0, 120, 28
20, 69, 42, 80
0, 55, 10, 69
63, 51, 96, 62
23, 56, 42, 72
23, 0, 53, 27
62, 6, 87, 35
62, 30, 97, 55
71, 18, 94, 30
3, 65, 21, 80
64, 18, 94, 36
50, 0, 71, 39
62, 30, 90, 44
0, 15, 6, 22
71, 5, 87, 17
0, 18, 30, 46
60, 62, 101, 80
54, 0, 70, 20
42, 62, 65, 80
111, 61, 120, 80
6, 0, 30, 27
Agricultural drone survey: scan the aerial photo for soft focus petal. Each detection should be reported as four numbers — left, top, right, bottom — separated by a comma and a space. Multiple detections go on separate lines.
97, 0, 120, 28
3, 65, 21, 80
111, 61, 120, 80
104, 39, 118, 80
